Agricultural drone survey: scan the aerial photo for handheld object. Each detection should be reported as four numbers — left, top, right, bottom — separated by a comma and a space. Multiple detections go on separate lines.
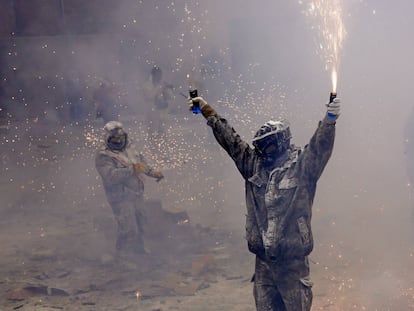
328, 92, 337, 118
189, 89, 201, 114
329, 92, 337, 104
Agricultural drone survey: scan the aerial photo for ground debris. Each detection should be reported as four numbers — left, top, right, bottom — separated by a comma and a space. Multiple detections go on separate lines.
191, 254, 216, 276
129, 272, 209, 299
29, 249, 57, 261
81, 301, 96, 305
5, 284, 69, 300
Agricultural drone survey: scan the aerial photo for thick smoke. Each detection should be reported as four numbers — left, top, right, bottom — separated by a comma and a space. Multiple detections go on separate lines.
1, 0, 414, 309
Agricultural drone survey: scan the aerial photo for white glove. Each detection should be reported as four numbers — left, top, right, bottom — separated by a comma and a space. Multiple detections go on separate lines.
187, 96, 208, 111
326, 97, 341, 119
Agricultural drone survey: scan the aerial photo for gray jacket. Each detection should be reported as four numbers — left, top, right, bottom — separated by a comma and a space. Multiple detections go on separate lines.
95, 142, 151, 205
207, 114, 335, 271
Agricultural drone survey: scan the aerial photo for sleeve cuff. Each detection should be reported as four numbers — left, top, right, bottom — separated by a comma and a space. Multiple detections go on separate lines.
201, 104, 218, 119
322, 114, 337, 125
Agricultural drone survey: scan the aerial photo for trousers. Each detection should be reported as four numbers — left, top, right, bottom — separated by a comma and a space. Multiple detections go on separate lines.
110, 196, 146, 255
253, 256, 313, 311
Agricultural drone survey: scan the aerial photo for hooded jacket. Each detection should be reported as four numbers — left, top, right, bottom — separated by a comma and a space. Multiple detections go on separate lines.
206, 113, 335, 278
95, 141, 148, 205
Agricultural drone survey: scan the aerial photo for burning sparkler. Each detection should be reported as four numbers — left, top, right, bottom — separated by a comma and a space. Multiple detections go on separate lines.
302, 0, 347, 93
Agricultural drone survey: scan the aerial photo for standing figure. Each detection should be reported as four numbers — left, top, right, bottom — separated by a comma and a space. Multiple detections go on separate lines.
142, 66, 173, 138
65, 75, 85, 124
93, 81, 120, 124
95, 121, 164, 257
187, 95, 340, 311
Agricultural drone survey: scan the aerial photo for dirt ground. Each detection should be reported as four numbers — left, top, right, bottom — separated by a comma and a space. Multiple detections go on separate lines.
1, 114, 414, 311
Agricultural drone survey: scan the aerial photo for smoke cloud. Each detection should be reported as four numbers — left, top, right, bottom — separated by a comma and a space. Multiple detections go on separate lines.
1, 0, 414, 309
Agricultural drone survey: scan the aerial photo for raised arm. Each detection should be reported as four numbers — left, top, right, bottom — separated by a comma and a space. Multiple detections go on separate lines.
300, 98, 340, 182
188, 97, 254, 179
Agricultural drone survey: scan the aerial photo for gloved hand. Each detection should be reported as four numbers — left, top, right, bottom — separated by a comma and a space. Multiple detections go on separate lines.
151, 171, 164, 182
326, 97, 341, 120
187, 96, 207, 110
133, 162, 149, 175
187, 96, 217, 118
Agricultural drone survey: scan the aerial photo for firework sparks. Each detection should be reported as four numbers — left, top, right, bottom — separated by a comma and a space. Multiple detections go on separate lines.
301, 0, 347, 92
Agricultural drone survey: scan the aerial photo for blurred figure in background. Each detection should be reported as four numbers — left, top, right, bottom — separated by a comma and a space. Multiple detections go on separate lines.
142, 66, 174, 139
93, 80, 120, 124
187, 94, 340, 311
95, 121, 164, 258
65, 73, 86, 125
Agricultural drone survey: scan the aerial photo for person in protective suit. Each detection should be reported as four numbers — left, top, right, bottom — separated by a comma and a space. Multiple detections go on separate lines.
142, 66, 174, 138
187, 95, 340, 311
95, 121, 164, 256
94, 81, 120, 124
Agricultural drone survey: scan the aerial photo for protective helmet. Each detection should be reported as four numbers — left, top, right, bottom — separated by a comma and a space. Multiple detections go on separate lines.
252, 120, 291, 155
104, 121, 128, 151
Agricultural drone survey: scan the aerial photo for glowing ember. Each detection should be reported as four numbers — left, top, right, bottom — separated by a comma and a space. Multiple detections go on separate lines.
84, 131, 101, 146
177, 219, 190, 225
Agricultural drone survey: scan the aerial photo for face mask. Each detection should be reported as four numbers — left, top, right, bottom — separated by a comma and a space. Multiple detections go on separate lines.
256, 140, 280, 167
107, 133, 127, 151
262, 143, 278, 155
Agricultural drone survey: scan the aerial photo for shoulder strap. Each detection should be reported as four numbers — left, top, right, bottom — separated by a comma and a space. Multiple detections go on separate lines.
102, 149, 132, 167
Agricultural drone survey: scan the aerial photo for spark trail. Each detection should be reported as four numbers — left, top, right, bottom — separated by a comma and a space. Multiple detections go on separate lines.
302, 0, 347, 93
